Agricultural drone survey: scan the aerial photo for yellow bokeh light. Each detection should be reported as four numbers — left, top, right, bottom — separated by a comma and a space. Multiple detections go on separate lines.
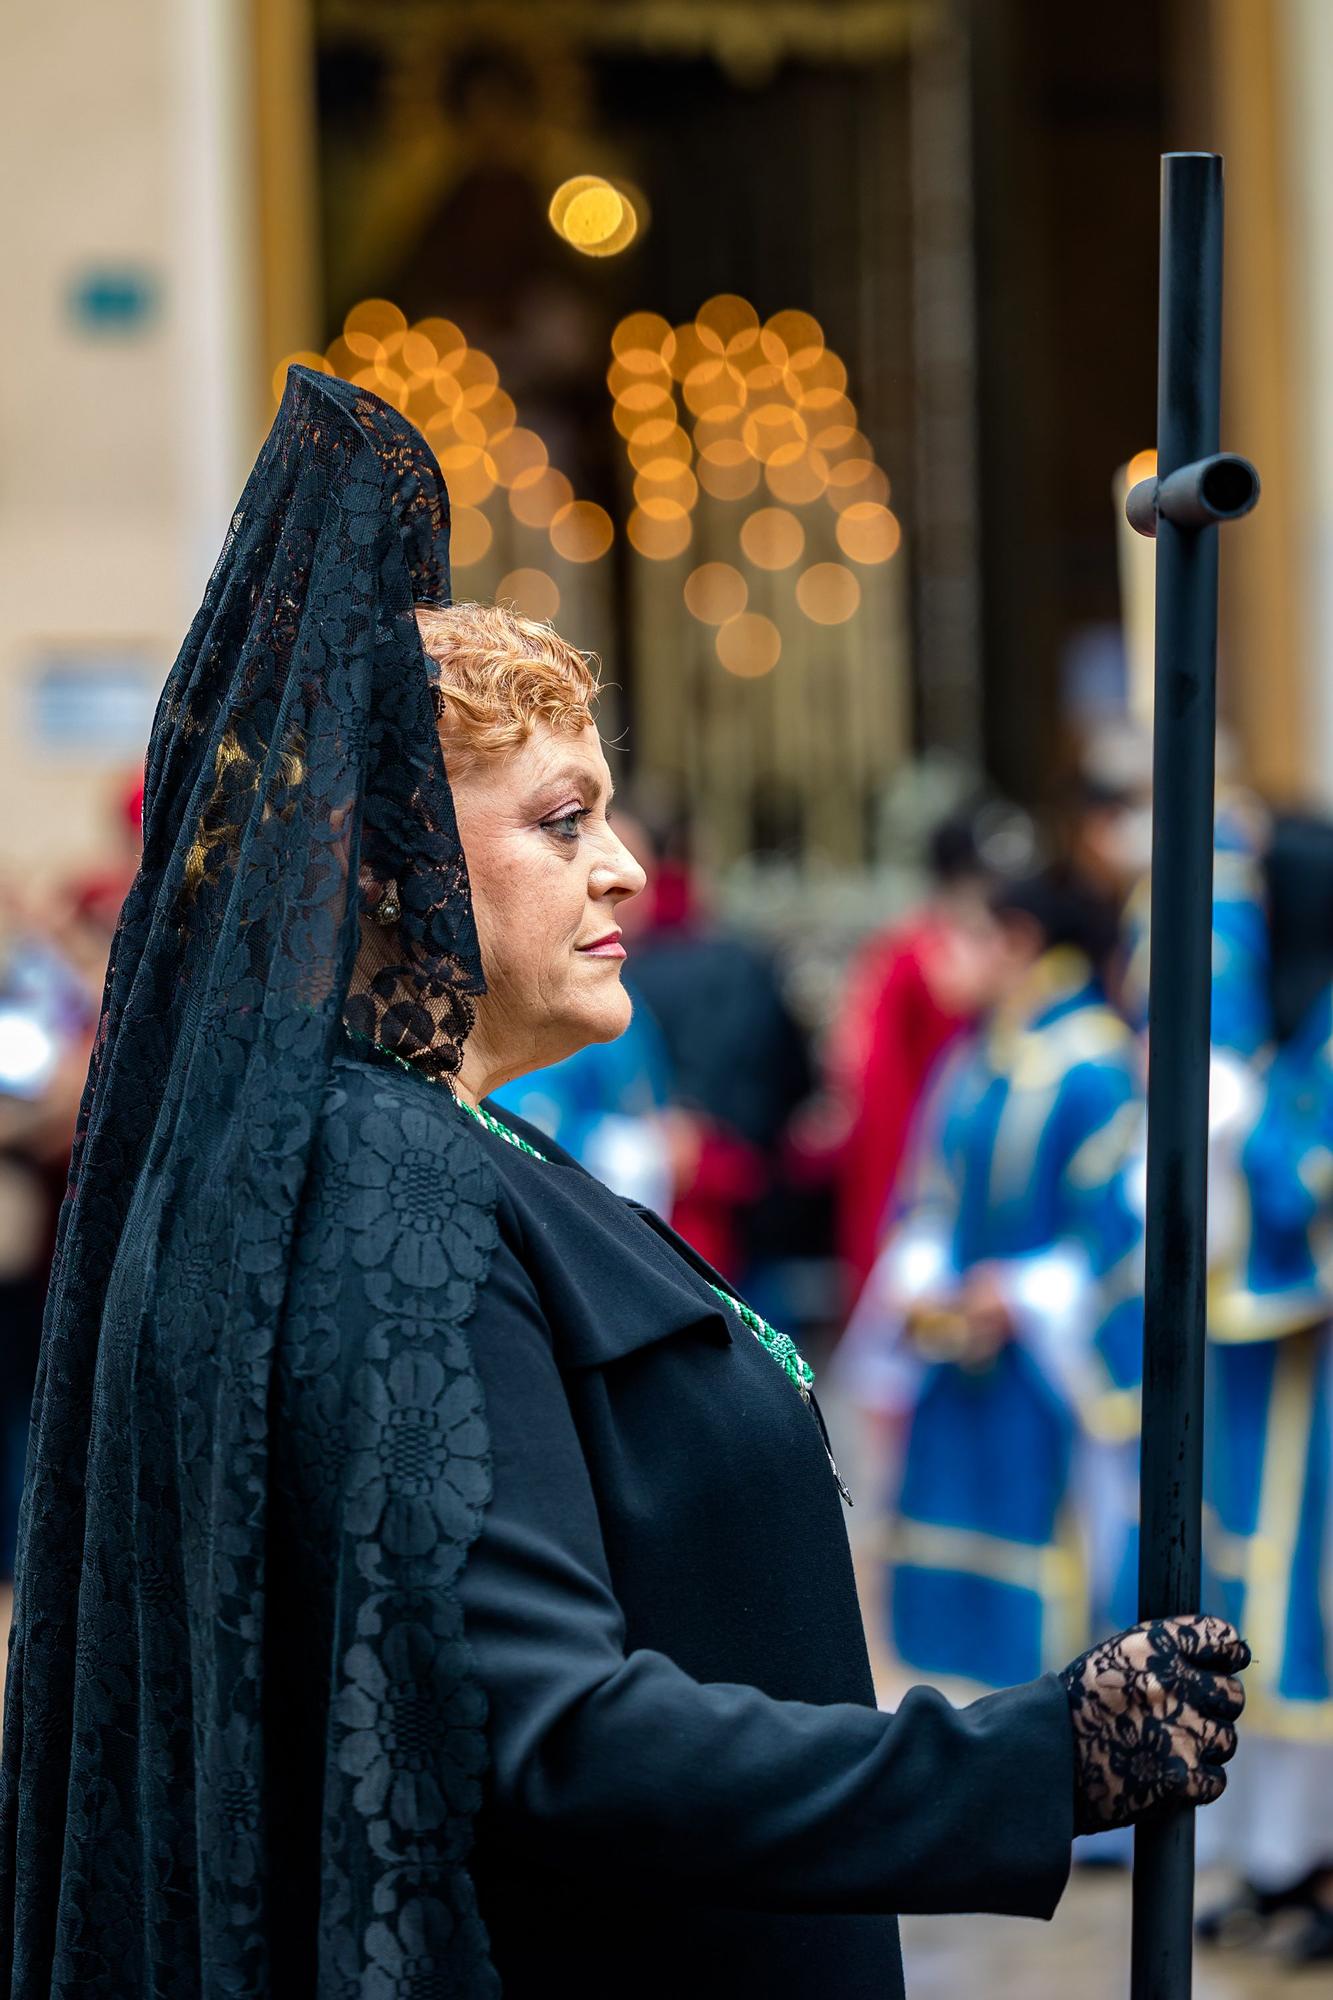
727, 326, 789, 372
742, 404, 808, 465
665, 322, 722, 380
740, 507, 805, 571
590, 183, 641, 257
400, 329, 439, 378
549, 174, 638, 256
609, 354, 672, 394
565, 184, 625, 246
791, 347, 848, 396
1126, 448, 1158, 486
472, 387, 516, 442
683, 562, 747, 625
744, 362, 794, 403
490, 428, 549, 488
637, 493, 689, 522
344, 298, 407, 359
613, 394, 675, 441
815, 424, 871, 464
634, 462, 699, 513
425, 370, 464, 422
548, 174, 603, 229
271, 350, 332, 401
696, 294, 759, 347
694, 396, 744, 436
716, 612, 781, 678
627, 505, 692, 560
826, 459, 891, 511
614, 376, 674, 414
683, 360, 746, 421
628, 422, 692, 471
699, 434, 749, 465
549, 500, 615, 563
450, 349, 500, 406
412, 317, 468, 371
451, 406, 489, 448
450, 505, 493, 568
800, 391, 856, 435
323, 336, 362, 381
434, 443, 497, 508
509, 466, 575, 529
765, 453, 828, 506
836, 503, 902, 565
796, 561, 862, 623
765, 310, 824, 369
697, 448, 760, 502
496, 568, 561, 621
613, 312, 673, 358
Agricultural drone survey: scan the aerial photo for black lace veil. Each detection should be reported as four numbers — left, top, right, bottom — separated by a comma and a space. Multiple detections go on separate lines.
0, 368, 495, 1991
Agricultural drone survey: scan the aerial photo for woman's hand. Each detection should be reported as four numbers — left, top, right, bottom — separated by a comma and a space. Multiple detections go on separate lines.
1059, 1614, 1249, 1834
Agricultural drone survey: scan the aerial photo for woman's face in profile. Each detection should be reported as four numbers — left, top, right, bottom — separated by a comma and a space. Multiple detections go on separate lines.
449, 720, 647, 1079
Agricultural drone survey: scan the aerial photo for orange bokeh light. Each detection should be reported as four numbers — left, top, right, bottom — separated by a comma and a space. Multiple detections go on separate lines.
740, 507, 805, 571
496, 568, 561, 620
509, 466, 575, 529
683, 562, 748, 625
450, 505, 494, 567
627, 506, 693, 560
796, 561, 862, 623
835, 503, 902, 565
549, 500, 615, 563
716, 612, 782, 678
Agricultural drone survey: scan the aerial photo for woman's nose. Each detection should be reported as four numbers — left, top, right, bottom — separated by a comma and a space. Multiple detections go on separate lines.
592, 835, 647, 901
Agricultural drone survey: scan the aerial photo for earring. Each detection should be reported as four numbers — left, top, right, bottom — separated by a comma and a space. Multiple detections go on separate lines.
373, 887, 401, 928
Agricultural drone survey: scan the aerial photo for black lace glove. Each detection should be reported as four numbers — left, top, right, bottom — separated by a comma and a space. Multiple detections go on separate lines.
1059, 1614, 1250, 1835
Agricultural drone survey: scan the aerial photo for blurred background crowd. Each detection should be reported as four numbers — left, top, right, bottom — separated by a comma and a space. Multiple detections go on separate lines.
6, 0, 1333, 1986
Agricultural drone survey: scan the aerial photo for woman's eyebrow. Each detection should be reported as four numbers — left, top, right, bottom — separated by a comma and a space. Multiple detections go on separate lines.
536, 765, 615, 806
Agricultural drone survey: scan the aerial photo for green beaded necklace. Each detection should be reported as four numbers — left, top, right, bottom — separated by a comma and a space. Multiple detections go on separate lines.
341, 1023, 819, 1405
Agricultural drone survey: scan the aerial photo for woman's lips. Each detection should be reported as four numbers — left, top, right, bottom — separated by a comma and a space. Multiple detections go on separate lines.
576, 934, 626, 959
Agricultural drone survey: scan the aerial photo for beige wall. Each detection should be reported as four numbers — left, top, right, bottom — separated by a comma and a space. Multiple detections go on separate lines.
0, 0, 258, 886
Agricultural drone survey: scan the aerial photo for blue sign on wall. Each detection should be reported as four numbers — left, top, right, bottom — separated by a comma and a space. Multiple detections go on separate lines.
28, 655, 161, 758
67, 266, 161, 336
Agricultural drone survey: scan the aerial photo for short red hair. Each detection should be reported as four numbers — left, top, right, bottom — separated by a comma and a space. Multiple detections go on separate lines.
415, 601, 601, 779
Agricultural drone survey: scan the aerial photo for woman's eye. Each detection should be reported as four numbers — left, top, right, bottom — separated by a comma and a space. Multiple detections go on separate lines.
542, 807, 590, 841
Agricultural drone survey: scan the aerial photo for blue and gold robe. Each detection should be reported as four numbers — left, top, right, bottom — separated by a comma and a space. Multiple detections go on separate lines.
1206, 987, 1333, 1743
1121, 797, 1272, 1061
841, 949, 1144, 1691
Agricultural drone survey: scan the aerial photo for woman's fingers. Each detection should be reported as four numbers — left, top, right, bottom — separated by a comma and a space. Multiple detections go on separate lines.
1180, 1714, 1238, 1766
1190, 1670, 1246, 1721
1171, 1614, 1251, 1672
1191, 1765, 1228, 1806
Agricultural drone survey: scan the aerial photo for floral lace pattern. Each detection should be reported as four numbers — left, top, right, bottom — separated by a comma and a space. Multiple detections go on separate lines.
276, 1064, 500, 1993
1060, 1614, 1249, 1834
0, 368, 501, 1995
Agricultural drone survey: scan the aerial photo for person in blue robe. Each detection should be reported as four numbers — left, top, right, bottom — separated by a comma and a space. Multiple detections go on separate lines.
837, 872, 1144, 1695
490, 989, 673, 1211
1201, 941, 1333, 1961
1120, 790, 1273, 1063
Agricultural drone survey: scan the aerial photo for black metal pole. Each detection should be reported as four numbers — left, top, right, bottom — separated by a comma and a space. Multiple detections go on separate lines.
1129, 151, 1229, 2000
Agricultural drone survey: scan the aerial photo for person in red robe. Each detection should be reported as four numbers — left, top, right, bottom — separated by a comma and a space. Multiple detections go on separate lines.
828, 813, 1028, 1296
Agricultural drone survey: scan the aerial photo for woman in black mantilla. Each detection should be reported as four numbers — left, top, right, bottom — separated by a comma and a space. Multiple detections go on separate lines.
0, 371, 1248, 1998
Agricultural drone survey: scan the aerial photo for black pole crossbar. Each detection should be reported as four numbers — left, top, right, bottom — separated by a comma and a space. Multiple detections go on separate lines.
1127, 153, 1258, 2000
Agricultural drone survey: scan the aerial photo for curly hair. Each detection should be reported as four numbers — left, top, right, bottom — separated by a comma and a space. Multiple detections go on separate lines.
414, 600, 602, 779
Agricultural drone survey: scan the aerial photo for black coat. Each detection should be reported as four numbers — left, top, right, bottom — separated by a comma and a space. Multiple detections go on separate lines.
445, 1088, 1075, 1995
